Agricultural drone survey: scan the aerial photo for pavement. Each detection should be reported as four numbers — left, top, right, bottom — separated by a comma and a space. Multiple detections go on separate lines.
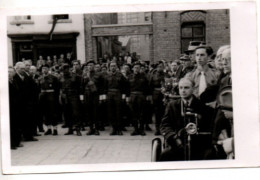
11, 124, 162, 166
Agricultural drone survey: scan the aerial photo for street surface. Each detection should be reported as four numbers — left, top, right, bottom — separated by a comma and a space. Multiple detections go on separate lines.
11, 124, 160, 166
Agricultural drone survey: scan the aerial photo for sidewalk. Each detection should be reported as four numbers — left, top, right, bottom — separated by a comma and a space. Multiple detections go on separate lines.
11, 124, 160, 166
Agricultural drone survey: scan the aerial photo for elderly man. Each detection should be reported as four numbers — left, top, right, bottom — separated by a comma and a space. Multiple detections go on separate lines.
185, 46, 218, 98
160, 78, 214, 161
14, 62, 38, 141
9, 66, 23, 149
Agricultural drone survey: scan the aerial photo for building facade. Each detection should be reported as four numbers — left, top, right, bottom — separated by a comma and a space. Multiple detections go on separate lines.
84, 9, 230, 63
7, 14, 86, 65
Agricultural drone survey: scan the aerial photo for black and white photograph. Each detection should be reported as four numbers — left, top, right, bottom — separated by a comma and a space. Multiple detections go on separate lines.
0, 0, 259, 177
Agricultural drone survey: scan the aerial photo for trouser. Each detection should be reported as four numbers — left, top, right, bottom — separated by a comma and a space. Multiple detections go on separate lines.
22, 105, 35, 139
152, 90, 165, 131
39, 92, 58, 126
10, 116, 22, 147
84, 91, 99, 129
129, 93, 145, 130
107, 91, 122, 131
63, 95, 81, 129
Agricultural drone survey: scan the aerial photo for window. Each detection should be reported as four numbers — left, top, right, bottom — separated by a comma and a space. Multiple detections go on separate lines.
181, 22, 205, 53
53, 14, 69, 20
10, 15, 34, 25
48, 14, 72, 24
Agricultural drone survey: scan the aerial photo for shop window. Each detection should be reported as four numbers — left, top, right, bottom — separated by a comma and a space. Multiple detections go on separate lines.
181, 22, 205, 53
10, 15, 34, 25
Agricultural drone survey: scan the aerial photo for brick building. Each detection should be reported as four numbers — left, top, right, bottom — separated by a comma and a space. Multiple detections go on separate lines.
84, 9, 230, 63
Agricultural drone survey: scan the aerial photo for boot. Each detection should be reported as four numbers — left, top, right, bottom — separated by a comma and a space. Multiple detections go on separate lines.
86, 128, 95, 135
76, 128, 82, 136
94, 129, 100, 135
53, 129, 58, 136
145, 124, 152, 131
154, 129, 161, 136
110, 128, 117, 135
44, 129, 52, 135
139, 129, 146, 136
64, 128, 73, 135
131, 128, 139, 136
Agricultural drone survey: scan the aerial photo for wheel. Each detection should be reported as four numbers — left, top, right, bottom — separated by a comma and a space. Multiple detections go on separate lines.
151, 138, 162, 162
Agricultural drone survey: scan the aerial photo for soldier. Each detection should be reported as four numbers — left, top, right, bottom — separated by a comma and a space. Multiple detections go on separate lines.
127, 62, 150, 136
149, 61, 167, 135
38, 64, 60, 135
80, 61, 105, 135
60, 64, 82, 136
105, 61, 127, 135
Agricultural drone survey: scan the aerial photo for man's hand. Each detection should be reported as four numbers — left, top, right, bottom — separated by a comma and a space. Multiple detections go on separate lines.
206, 101, 216, 108
175, 138, 183, 149
222, 110, 233, 120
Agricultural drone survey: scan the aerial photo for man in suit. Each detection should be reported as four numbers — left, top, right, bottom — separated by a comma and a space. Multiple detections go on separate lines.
14, 62, 38, 141
160, 78, 214, 161
9, 66, 23, 149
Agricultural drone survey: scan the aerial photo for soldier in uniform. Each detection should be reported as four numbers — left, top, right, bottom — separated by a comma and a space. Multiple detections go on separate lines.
105, 61, 128, 135
38, 64, 60, 135
127, 62, 150, 136
149, 61, 166, 135
60, 64, 82, 136
80, 61, 105, 135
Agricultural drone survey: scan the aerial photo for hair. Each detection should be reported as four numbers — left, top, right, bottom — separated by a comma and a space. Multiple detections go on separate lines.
15, 62, 25, 69
216, 45, 230, 56
195, 45, 214, 56
178, 78, 195, 87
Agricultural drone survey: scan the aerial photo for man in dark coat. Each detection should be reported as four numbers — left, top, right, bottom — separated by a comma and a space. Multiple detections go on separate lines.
9, 66, 23, 149
14, 62, 38, 142
160, 78, 214, 161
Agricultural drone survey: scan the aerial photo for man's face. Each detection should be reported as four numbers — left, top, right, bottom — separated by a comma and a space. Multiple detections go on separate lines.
123, 65, 130, 73
110, 62, 117, 73
8, 68, 16, 79
60, 54, 64, 59
30, 67, 37, 75
171, 62, 178, 71
39, 56, 43, 60
94, 64, 101, 72
157, 63, 164, 72
67, 53, 71, 58
24, 61, 31, 72
221, 49, 231, 74
133, 65, 140, 74
195, 48, 208, 67
73, 62, 81, 71
179, 80, 193, 99
215, 54, 223, 71
42, 67, 49, 75
16, 64, 25, 74
88, 63, 95, 72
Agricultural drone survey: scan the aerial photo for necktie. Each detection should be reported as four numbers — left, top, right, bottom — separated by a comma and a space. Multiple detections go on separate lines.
199, 71, 207, 96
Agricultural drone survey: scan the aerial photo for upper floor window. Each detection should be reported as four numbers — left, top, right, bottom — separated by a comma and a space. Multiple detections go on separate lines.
181, 22, 205, 53
10, 15, 34, 25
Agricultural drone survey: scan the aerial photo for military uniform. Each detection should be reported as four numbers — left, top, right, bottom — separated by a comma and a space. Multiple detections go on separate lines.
60, 71, 82, 135
38, 74, 60, 133
127, 72, 150, 135
81, 71, 105, 135
149, 70, 166, 135
105, 71, 127, 135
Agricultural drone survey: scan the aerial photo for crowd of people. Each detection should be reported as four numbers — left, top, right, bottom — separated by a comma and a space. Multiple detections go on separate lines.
8, 44, 233, 161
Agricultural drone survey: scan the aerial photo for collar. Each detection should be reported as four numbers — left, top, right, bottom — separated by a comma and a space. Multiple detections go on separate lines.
182, 96, 193, 106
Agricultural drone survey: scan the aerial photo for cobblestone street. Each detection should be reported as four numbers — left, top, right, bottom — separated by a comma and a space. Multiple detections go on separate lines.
11, 124, 159, 166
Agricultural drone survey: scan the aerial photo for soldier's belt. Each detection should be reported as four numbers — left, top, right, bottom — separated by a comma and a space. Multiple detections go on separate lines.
41, 89, 55, 93
108, 89, 120, 92
131, 91, 143, 95
153, 88, 162, 91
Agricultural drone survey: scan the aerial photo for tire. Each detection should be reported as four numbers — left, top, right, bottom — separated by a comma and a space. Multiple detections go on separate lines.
151, 138, 162, 162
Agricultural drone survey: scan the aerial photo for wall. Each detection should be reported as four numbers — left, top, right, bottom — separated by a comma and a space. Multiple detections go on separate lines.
7, 14, 85, 65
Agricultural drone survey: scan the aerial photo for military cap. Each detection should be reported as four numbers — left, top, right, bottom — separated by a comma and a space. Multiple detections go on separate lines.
185, 41, 206, 53
61, 63, 70, 70
180, 54, 190, 61
101, 63, 107, 69
132, 61, 141, 67
86, 60, 96, 66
